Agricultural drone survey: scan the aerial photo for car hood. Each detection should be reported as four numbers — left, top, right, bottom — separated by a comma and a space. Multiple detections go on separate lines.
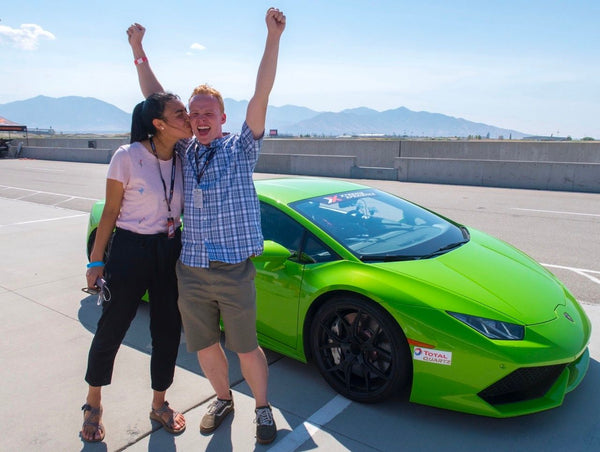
370, 229, 565, 324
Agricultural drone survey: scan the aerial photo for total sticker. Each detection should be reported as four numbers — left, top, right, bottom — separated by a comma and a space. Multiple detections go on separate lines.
413, 347, 452, 366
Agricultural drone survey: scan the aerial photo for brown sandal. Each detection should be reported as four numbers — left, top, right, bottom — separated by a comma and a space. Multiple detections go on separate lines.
150, 401, 186, 434
81, 404, 105, 442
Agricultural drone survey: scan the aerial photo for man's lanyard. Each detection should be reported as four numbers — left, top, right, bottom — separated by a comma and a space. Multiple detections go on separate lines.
149, 137, 176, 215
192, 142, 218, 186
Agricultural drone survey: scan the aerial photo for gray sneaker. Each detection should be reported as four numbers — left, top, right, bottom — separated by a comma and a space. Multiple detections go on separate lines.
200, 395, 234, 434
255, 405, 277, 444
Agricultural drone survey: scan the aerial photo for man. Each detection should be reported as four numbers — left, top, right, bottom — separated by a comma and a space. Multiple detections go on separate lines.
126, 7, 286, 445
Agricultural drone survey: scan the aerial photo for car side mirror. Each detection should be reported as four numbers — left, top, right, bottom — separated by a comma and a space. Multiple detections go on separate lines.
253, 240, 292, 261
252, 240, 292, 271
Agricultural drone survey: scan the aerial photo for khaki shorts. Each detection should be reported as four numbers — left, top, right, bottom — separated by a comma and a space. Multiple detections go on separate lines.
176, 259, 258, 353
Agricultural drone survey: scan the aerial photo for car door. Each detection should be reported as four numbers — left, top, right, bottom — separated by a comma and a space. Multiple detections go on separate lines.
255, 202, 305, 348
255, 202, 342, 350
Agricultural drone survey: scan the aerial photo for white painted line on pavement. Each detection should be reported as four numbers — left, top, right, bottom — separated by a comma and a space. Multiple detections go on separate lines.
268, 394, 352, 452
542, 264, 600, 285
0, 213, 87, 227
0, 184, 99, 201
24, 167, 65, 172
53, 196, 78, 206
512, 208, 600, 218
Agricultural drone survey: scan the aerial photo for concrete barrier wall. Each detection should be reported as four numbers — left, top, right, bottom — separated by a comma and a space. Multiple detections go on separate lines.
263, 139, 600, 165
259, 139, 600, 192
395, 157, 600, 193
399, 140, 600, 163
22, 137, 129, 150
7, 138, 600, 193
263, 139, 400, 167
14, 146, 114, 164
257, 153, 357, 178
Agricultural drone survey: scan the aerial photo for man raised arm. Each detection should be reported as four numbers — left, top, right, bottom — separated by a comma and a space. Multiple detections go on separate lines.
246, 7, 286, 138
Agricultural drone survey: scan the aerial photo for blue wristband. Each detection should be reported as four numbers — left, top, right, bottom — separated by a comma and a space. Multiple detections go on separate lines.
87, 261, 104, 268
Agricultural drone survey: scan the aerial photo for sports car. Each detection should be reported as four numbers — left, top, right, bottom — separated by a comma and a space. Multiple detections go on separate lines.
86, 177, 591, 417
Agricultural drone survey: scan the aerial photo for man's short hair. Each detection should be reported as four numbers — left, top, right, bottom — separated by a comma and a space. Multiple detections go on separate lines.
189, 84, 225, 113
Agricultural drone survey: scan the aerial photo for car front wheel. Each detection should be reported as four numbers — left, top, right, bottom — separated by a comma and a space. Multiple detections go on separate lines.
310, 296, 411, 403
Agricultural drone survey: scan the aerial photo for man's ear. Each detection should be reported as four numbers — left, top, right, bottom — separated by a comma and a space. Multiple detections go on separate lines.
221, 113, 227, 125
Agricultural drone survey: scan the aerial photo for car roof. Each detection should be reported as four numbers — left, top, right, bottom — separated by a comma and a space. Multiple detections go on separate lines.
255, 177, 369, 204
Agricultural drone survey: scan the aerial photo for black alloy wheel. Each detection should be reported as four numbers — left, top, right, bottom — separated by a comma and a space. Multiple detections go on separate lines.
310, 296, 411, 403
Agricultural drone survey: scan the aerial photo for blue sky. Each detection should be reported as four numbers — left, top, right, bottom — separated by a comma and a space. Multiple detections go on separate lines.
1, 0, 599, 138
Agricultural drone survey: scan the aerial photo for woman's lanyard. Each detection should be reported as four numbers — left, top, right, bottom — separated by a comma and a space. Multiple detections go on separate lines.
191, 143, 217, 209
149, 137, 177, 238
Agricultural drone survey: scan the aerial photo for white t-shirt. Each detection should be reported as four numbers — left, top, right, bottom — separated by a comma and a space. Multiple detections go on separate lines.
107, 141, 184, 235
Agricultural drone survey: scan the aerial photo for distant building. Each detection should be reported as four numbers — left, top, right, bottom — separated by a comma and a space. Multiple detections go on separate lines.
523, 135, 569, 141
269, 129, 278, 137
0, 116, 28, 142
0, 115, 27, 133
28, 127, 55, 136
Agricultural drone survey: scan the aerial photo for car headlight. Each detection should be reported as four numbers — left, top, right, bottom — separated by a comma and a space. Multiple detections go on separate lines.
447, 312, 524, 340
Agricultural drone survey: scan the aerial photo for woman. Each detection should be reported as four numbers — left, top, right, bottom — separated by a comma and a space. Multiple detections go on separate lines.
80, 92, 191, 442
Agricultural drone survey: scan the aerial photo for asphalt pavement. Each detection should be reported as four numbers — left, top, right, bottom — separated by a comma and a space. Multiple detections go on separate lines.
1, 159, 599, 451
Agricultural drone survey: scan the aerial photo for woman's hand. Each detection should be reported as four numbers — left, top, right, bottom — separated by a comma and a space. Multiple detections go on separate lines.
86, 265, 104, 290
127, 23, 146, 48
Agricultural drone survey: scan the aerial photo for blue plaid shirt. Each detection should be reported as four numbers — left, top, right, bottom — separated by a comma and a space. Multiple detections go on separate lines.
177, 122, 264, 268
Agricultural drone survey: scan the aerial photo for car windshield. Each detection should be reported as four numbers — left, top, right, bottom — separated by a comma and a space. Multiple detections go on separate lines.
291, 188, 469, 262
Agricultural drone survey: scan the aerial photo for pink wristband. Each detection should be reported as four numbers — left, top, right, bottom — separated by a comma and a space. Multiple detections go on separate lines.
134, 56, 148, 66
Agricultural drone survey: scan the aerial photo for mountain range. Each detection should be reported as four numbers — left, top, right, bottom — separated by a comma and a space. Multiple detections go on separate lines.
0, 95, 528, 138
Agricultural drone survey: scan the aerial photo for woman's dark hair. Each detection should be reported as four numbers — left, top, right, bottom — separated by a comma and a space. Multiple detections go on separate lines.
130, 92, 180, 144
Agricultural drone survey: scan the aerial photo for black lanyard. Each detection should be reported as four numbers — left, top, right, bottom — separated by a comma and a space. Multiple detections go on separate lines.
192, 143, 217, 186
149, 137, 176, 214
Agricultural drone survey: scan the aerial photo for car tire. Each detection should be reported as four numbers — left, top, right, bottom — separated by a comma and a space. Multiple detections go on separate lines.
86, 228, 111, 262
86, 228, 97, 261
310, 296, 411, 403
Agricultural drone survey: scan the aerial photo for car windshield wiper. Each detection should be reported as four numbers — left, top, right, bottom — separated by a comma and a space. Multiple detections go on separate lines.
360, 239, 469, 262
421, 240, 469, 259
359, 254, 423, 262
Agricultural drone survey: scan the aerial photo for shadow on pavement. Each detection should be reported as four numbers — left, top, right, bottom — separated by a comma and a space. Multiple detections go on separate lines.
77, 294, 282, 384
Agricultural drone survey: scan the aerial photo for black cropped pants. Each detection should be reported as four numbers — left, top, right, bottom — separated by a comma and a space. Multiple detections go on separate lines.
85, 227, 182, 392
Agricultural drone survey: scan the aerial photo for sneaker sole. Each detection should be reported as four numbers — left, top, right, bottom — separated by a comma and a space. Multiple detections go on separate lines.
256, 431, 277, 445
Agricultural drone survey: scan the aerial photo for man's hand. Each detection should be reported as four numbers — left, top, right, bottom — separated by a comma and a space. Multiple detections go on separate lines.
266, 7, 286, 36
247, 8, 286, 138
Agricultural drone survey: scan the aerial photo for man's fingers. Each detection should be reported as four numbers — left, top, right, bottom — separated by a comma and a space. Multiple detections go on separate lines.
267, 8, 286, 25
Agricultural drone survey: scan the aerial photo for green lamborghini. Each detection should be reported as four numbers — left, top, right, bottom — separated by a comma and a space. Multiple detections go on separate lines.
86, 177, 591, 417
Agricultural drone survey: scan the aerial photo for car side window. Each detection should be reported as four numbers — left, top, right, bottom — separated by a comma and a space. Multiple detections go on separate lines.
260, 202, 340, 263
260, 202, 304, 252
302, 233, 339, 263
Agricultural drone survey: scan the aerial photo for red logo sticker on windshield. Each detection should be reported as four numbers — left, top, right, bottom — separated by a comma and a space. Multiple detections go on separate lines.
324, 195, 343, 204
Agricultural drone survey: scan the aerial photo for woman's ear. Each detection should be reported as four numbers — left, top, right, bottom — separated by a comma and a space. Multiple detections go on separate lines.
152, 118, 165, 131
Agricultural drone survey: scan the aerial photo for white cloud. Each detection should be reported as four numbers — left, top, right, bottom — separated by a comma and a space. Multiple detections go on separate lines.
0, 23, 55, 50
190, 42, 206, 51
186, 43, 207, 56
